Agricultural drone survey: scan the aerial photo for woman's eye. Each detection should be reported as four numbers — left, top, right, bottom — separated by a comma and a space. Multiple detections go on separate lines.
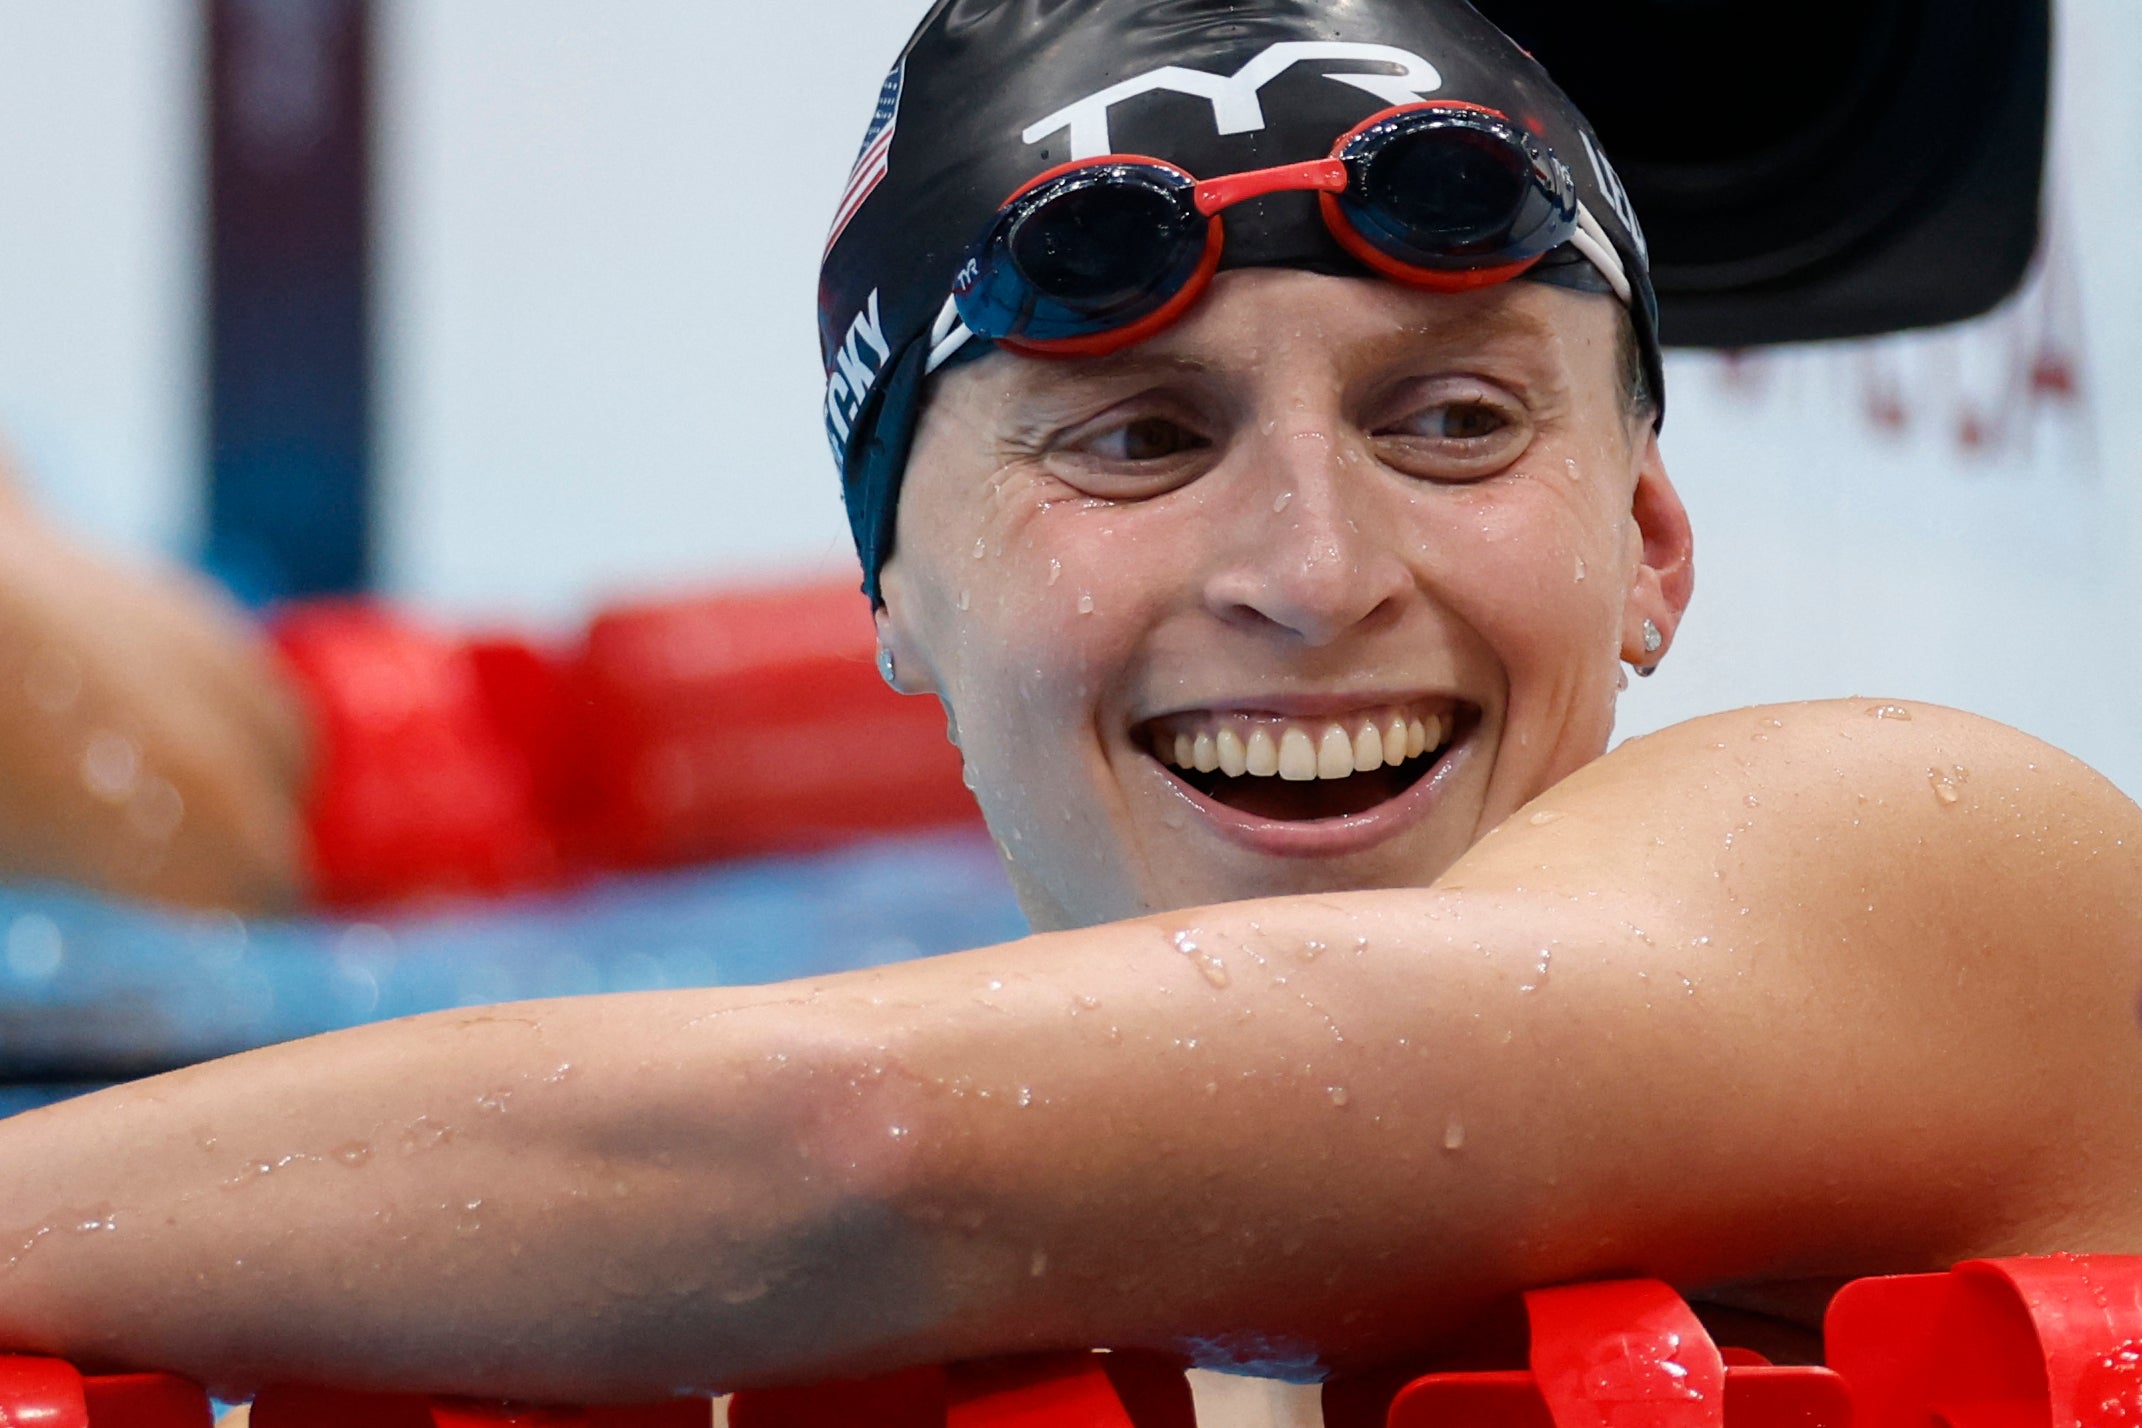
1086, 416, 1207, 462
1373, 392, 1530, 481
1435, 402, 1508, 440
1391, 399, 1512, 442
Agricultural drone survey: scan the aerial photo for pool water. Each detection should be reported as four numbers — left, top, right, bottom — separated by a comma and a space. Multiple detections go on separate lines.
0, 829, 1027, 1116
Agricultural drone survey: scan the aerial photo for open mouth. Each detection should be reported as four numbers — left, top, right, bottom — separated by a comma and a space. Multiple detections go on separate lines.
1140, 701, 1474, 822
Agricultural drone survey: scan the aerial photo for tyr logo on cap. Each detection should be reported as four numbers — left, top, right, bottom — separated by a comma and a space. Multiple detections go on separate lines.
1022, 40, 1445, 159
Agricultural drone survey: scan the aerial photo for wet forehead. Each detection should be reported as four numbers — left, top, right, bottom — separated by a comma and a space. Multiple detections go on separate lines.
942, 272, 1606, 419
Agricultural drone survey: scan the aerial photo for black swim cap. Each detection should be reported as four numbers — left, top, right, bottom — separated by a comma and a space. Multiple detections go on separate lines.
820, 0, 1662, 602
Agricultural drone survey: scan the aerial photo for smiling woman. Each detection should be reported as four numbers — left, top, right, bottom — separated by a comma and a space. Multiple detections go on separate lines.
881, 276, 1680, 927
0, 0, 2138, 1419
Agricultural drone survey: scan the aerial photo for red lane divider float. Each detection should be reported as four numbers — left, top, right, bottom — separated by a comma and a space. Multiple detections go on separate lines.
272, 577, 980, 907
9, 1258, 2142, 1426
1387, 1279, 1848, 1428
248, 1384, 706, 1425
0, 1356, 211, 1426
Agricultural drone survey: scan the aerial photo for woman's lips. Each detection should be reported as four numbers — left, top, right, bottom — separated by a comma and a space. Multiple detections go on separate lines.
1137, 700, 1478, 857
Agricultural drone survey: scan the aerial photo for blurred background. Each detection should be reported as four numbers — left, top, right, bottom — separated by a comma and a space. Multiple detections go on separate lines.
2, 0, 2133, 781
0, 0, 2134, 1097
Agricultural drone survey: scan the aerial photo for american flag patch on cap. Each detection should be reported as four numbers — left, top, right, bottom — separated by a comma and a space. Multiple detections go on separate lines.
826, 60, 905, 254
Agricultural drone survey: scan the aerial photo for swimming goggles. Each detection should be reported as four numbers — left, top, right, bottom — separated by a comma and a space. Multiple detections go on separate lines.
948, 102, 1632, 362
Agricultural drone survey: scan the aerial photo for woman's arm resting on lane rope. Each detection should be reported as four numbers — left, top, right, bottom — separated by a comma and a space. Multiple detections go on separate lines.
1, 700, 2137, 1401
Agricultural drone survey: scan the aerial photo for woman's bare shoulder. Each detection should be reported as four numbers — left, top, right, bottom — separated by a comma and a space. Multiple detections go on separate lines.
1434, 696, 2142, 1256
1454, 694, 2142, 1031
1518, 696, 2139, 869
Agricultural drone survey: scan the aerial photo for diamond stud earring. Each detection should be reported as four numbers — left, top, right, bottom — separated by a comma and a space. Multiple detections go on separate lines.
1634, 619, 1664, 677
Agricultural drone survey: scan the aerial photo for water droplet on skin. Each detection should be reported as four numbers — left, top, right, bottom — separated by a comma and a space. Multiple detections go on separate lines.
972, 537, 987, 560
1519, 948, 1552, 992
1327, 1086, 1350, 1107
1529, 810, 1563, 827
987, 978, 1004, 992
1016, 1086, 1034, 1108
1169, 929, 1233, 988
1616, 666, 1631, 692
1030, 1248, 1050, 1277
1076, 593, 1095, 615
1047, 559, 1062, 585
957, 589, 971, 611
475, 1089, 512, 1114
1443, 1119, 1467, 1152
1573, 556, 1587, 583
1870, 704, 1914, 721
1273, 491, 1294, 513
1300, 939, 1325, 961
1744, 794, 1760, 809
73, 1207, 117, 1234
400, 1117, 453, 1153
333, 1141, 374, 1167
1929, 765, 1968, 805
1564, 458, 1582, 482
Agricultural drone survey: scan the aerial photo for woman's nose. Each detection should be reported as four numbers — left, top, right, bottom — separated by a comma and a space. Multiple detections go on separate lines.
1199, 425, 1413, 646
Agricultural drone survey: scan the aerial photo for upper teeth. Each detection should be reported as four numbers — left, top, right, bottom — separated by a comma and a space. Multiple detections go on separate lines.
1153, 707, 1451, 782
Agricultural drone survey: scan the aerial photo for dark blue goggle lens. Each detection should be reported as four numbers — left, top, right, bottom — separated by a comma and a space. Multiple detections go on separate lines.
1335, 112, 1577, 271
955, 165, 1208, 344
1336, 111, 1576, 270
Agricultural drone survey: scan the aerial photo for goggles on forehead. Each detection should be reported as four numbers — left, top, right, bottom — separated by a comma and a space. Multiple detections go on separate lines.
942, 102, 1632, 365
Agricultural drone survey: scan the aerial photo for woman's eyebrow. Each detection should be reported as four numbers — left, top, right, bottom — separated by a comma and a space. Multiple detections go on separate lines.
1004, 350, 1215, 398
1384, 303, 1565, 358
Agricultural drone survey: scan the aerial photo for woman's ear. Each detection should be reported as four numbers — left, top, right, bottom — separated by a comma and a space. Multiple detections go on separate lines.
871, 558, 941, 698
1620, 433, 1695, 666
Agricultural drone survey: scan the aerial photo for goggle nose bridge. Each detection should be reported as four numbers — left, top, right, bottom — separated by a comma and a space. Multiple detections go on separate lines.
1191, 157, 1351, 217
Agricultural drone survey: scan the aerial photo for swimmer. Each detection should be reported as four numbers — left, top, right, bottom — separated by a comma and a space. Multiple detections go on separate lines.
3, 0, 2140, 1418
0, 453, 307, 908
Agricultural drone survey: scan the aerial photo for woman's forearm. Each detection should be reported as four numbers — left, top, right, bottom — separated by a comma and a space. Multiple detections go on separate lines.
0, 984, 941, 1401
3, 706, 2135, 1400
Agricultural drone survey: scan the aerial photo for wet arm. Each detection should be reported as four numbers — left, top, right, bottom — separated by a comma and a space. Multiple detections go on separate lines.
2, 702, 2138, 1400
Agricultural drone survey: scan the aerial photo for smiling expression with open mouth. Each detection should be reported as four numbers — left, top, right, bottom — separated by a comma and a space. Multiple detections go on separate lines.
876, 269, 1688, 931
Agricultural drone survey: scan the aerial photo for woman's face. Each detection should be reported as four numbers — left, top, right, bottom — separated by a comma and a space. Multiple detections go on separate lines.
878, 269, 1692, 931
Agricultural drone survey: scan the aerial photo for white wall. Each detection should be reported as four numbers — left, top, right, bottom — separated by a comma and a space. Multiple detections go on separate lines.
372, 0, 931, 623
0, 0, 200, 558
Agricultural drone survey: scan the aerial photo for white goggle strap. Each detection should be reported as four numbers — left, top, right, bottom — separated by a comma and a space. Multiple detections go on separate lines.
1569, 202, 1634, 308
926, 294, 977, 373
